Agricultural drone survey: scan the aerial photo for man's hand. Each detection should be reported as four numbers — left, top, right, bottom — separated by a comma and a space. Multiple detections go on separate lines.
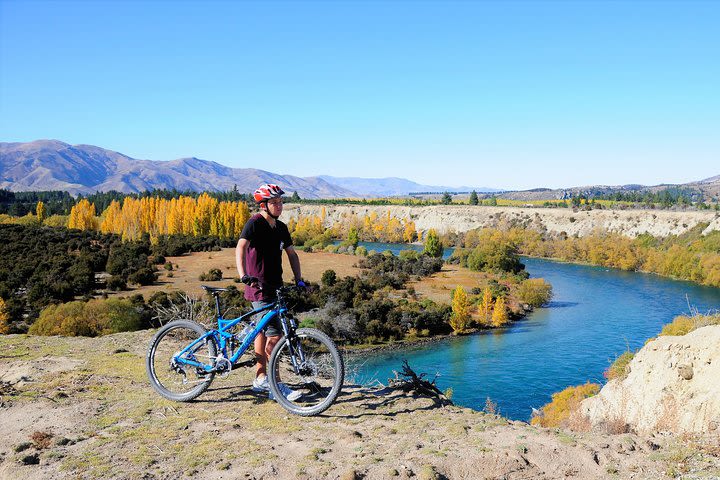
241, 275, 259, 288
295, 279, 307, 290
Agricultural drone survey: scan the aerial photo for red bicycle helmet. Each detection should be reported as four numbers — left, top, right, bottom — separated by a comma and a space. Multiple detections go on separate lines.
253, 183, 285, 203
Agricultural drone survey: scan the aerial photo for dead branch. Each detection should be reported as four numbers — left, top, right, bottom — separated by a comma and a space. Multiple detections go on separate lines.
388, 360, 453, 406
152, 293, 214, 327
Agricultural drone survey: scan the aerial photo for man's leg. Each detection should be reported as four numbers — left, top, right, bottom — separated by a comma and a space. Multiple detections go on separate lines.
254, 333, 280, 378
265, 335, 280, 363
254, 332, 267, 378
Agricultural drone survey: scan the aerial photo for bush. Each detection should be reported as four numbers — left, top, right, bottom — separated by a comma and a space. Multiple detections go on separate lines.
466, 241, 523, 273
128, 267, 158, 285
517, 278, 553, 307
199, 268, 223, 281
660, 313, 720, 336
321, 269, 337, 287
531, 382, 600, 428
149, 254, 165, 265
106, 275, 127, 291
29, 298, 144, 337
298, 317, 317, 329
399, 249, 419, 261
604, 351, 635, 381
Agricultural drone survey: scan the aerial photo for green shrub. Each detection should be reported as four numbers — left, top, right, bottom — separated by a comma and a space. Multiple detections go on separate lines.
128, 267, 158, 285
399, 249, 420, 261
517, 278, 553, 307
106, 275, 127, 291
298, 317, 317, 329
199, 268, 223, 281
321, 269, 337, 287
29, 298, 144, 337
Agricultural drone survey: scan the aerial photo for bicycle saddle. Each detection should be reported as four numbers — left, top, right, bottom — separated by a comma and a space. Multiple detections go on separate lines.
201, 285, 228, 295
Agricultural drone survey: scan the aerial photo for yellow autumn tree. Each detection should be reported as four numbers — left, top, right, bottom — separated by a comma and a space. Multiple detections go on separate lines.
479, 287, 493, 326
491, 296, 509, 327
36, 201, 47, 223
100, 200, 122, 234
449, 286, 471, 334
67, 199, 97, 231
0, 297, 10, 334
403, 220, 417, 243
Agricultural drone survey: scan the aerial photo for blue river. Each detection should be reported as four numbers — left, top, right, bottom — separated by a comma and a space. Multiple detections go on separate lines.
345, 242, 720, 421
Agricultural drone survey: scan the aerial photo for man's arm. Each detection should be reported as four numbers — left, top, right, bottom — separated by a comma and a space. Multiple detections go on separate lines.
236, 238, 250, 278
285, 246, 302, 283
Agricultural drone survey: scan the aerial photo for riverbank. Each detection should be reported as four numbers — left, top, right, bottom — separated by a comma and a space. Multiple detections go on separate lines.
2, 330, 718, 479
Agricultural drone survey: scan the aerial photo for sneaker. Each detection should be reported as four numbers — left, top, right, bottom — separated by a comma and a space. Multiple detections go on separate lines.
269, 382, 302, 402
252, 375, 269, 392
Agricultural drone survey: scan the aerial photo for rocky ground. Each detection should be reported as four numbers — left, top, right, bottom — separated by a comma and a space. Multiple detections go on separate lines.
2, 332, 719, 479
582, 326, 720, 436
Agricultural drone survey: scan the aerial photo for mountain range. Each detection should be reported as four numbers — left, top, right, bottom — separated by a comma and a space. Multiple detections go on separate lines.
0, 140, 496, 198
0, 140, 717, 199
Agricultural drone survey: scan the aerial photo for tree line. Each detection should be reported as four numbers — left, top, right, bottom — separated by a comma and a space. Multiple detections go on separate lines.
444, 225, 720, 288
0, 224, 239, 333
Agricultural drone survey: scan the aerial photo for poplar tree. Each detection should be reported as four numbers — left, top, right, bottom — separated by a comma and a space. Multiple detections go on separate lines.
67, 199, 97, 231
346, 227, 360, 249
423, 229, 443, 258
36, 201, 47, 223
479, 287, 493, 326
491, 296, 509, 327
450, 286, 470, 333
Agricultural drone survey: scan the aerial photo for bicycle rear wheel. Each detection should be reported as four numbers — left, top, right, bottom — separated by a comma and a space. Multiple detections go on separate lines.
268, 328, 344, 416
146, 320, 217, 402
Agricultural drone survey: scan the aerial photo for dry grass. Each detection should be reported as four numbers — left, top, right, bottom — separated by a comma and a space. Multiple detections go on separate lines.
408, 263, 488, 304
108, 248, 362, 299
111, 247, 496, 312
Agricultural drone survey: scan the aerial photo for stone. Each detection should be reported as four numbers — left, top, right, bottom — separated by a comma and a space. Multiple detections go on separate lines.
677, 364, 693, 380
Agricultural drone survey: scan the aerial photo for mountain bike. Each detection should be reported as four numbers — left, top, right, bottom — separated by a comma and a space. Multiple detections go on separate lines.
146, 285, 344, 416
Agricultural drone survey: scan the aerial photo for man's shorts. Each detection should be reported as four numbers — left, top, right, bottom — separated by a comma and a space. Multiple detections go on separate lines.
251, 300, 283, 338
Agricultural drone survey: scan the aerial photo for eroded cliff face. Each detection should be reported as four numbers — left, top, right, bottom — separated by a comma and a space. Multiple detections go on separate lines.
580, 326, 720, 435
284, 204, 720, 238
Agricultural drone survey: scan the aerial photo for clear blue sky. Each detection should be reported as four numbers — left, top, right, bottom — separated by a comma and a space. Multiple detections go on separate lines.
1, 0, 718, 190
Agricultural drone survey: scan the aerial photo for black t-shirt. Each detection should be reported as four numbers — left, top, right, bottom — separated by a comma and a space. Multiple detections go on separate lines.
240, 213, 293, 301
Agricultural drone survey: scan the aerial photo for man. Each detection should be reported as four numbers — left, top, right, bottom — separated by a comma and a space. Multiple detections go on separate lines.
236, 183, 304, 401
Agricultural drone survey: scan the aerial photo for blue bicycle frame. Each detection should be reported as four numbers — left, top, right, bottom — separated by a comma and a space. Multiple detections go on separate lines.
174, 301, 290, 373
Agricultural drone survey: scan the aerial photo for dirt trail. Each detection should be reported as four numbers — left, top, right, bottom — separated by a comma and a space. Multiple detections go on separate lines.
1, 332, 718, 479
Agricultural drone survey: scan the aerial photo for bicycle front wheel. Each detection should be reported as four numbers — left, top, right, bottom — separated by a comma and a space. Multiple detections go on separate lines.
268, 328, 344, 416
146, 320, 217, 402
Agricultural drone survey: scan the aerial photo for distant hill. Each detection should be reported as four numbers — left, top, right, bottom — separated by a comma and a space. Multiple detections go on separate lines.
1, 140, 716, 200
316, 175, 499, 197
0, 140, 356, 199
